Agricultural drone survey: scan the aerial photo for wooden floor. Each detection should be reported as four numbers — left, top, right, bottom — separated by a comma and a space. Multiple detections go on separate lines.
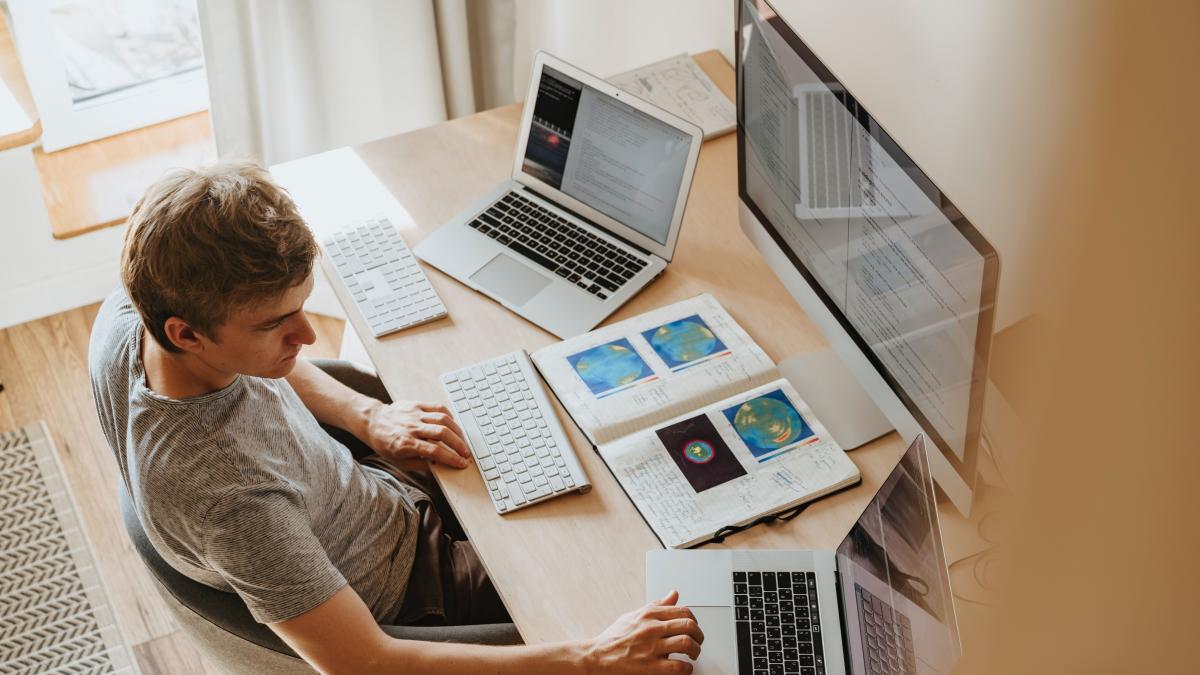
0, 303, 343, 674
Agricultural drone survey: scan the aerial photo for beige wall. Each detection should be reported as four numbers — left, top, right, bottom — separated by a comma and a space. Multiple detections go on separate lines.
775, 2, 1200, 671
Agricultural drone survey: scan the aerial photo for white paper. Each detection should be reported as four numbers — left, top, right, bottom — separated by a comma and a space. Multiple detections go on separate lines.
602, 379, 860, 548
608, 54, 736, 140
531, 294, 777, 445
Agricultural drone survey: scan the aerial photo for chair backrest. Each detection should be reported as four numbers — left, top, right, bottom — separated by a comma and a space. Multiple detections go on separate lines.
119, 484, 309, 654
118, 483, 522, 663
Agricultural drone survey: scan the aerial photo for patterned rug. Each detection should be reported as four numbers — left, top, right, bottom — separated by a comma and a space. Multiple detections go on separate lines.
0, 422, 136, 674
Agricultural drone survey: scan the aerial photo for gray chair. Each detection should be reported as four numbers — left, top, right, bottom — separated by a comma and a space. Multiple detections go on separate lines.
117, 359, 521, 674
120, 488, 521, 674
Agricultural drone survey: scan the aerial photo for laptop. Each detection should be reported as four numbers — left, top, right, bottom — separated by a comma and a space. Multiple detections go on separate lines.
414, 52, 704, 339
646, 435, 960, 675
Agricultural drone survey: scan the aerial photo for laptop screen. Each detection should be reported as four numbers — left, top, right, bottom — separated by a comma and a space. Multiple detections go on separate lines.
835, 436, 960, 674
520, 66, 693, 246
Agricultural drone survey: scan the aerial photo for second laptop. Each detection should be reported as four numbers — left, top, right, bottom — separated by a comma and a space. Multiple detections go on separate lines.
415, 51, 703, 339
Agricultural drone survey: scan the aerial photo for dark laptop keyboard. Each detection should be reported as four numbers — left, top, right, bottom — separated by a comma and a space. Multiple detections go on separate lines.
734, 571, 826, 675
854, 585, 916, 675
466, 191, 648, 300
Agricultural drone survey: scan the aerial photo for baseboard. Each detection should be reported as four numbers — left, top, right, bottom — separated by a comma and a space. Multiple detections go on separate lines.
0, 259, 122, 329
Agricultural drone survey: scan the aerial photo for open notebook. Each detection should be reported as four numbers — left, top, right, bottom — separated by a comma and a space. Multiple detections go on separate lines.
531, 294, 860, 548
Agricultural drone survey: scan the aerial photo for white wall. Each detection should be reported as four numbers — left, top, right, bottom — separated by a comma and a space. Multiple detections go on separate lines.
513, 0, 734, 92
0, 144, 125, 329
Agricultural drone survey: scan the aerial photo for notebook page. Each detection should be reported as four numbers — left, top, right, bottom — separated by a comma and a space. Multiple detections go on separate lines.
531, 294, 777, 445
599, 378, 860, 548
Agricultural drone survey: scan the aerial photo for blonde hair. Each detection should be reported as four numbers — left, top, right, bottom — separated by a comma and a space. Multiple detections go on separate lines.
121, 160, 317, 352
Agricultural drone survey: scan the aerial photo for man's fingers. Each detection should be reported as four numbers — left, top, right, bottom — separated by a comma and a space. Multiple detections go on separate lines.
643, 604, 697, 622
654, 589, 680, 606
416, 423, 470, 457
657, 635, 702, 660
393, 436, 468, 468
658, 659, 693, 674
421, 411, 464, 440
651, 617, 704, 645
415, 401, 453, 416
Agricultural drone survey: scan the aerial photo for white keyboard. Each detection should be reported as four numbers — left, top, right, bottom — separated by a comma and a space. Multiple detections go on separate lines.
441, 350, 591, 514
323, 217, 447, 337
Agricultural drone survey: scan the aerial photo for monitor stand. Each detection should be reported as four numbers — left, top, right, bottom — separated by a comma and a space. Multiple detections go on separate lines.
779, 350, 894, 450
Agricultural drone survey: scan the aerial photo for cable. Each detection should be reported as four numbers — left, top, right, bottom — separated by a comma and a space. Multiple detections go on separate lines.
948, 492, 1009, 607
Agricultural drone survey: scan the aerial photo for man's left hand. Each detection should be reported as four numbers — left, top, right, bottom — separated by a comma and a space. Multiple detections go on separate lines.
365, 400, 471, 468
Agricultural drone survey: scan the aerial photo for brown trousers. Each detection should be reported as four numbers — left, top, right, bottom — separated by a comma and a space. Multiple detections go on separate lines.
311, 359, 510, 627
368, 458, 511, 627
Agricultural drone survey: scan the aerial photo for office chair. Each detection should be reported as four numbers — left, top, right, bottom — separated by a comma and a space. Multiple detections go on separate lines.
120, 487, 521, 673
116, 358, 521, 674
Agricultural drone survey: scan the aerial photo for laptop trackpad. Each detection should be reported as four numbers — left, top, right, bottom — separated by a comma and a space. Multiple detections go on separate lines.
470, 253, 550, 307
671, 606, 737, 674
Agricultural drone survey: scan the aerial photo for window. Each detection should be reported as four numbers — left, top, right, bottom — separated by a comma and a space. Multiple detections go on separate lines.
7, 0, 208, 151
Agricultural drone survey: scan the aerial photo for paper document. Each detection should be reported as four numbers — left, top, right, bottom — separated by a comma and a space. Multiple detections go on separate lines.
603, 379, 859, 548
530, 294, 861, 548
532, 294, 776, 445
608, 54, 736, 140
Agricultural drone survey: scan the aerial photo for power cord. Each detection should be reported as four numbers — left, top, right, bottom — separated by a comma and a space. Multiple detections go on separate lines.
947, 424, 1012, 607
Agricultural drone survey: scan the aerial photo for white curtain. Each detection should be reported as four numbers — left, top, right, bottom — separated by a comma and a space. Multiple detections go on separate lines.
198, 0, 731, 166
198, 0, 465, 165
511, 0, 734, 98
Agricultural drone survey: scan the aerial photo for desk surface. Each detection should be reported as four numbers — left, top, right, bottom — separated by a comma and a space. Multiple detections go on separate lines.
280, 51, 909, 644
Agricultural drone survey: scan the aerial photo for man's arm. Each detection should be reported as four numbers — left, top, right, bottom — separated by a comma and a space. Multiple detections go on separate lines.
272, 585, 702, 675
285, 358, 469, 467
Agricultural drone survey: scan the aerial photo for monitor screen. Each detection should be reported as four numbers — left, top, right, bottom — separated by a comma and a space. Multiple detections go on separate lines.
521, 66, 693, 246
837, 436, 960, 673
736, 0, 998, 485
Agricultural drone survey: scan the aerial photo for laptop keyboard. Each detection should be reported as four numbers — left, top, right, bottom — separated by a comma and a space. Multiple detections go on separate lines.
466, 191, 649, 300
734, 571, 826, 675
854, 585, 916, 675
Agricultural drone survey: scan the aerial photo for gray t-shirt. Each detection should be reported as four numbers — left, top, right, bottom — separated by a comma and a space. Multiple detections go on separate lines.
89, 290, 419, 624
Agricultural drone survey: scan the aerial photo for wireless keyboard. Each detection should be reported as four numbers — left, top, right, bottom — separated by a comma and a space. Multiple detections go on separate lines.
441, 350, 591, 513
323, 217, 447, 337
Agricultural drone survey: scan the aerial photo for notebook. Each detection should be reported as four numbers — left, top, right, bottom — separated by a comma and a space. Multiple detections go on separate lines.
531, 294, 860, 548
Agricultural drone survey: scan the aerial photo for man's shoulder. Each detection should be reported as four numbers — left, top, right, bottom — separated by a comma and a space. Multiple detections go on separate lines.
88, 288, 140, 381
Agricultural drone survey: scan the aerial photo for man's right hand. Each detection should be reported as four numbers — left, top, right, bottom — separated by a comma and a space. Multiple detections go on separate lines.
580, 590, 704, 673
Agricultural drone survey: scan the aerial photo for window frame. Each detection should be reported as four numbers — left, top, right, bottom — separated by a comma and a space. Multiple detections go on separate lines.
6, 0, 208, 151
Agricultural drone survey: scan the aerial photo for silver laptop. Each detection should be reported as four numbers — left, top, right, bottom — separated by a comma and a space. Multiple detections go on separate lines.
414, 52, 703, 339
647, 436, 960, 675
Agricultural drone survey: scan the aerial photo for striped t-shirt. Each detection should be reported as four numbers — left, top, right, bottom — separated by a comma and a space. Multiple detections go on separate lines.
88, 290, 419, 624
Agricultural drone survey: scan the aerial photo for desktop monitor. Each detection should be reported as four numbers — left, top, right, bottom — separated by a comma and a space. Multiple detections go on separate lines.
735, 0, 1000, 515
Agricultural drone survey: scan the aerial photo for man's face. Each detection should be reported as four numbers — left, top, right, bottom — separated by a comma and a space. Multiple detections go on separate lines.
198, 275, 317, 379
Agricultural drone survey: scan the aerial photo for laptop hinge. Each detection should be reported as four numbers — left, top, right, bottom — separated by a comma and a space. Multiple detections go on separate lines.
514, 185, 656, 258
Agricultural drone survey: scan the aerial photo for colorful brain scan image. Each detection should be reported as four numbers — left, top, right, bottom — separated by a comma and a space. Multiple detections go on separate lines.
641, 314, 729, 370
683, 440, 715, 464
566, 338, 656, 397
722, 389, 814, 461
656, 413, 747, 493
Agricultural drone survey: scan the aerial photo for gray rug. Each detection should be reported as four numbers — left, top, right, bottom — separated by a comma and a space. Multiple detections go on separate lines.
0, 422, 136, 675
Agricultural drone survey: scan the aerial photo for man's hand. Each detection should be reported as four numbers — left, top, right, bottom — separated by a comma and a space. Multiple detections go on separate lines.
581, 590, 704, 674
365, 399, 471, 468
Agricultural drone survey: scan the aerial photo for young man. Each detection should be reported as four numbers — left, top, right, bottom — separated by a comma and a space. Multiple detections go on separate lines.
90, 161, 702, 673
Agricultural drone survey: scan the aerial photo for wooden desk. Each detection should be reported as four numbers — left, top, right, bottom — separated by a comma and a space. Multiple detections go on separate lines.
276, 51, 908, 644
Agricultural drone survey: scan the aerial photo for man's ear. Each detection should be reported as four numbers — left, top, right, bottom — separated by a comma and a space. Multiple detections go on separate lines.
162, 317, 207, 354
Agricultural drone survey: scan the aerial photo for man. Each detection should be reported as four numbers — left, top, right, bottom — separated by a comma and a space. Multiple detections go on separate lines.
90, 160, 702, 673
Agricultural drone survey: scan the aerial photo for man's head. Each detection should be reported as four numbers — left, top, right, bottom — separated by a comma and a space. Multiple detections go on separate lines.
122, 160, 319, 379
